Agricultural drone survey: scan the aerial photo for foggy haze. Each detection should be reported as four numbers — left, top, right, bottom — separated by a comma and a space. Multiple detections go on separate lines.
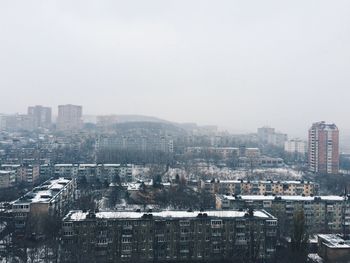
1, 0, 350, 137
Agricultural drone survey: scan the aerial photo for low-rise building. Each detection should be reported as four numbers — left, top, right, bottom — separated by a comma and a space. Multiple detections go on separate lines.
1, 164, 40, 185
22, 164, 40, 185
54, 163, 133, 182
257, 127, 288, 147
40, 164, 53, 179
216, 195, 350, 236
0, 170, 16, 188
12, 178, 76, 234
284, 139, 307, 155
238, 156, 284, 168
186, 147, 260, 159
78, 164, 97, 182
61, 209, 278, 263
202, 180, 318, 196
54, 164, 79, 178
317, 234, 350, 263
96, 164, 120, 182
97, 135, 174, 153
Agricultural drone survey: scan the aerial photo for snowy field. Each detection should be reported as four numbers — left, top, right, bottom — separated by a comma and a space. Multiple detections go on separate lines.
167, 165, 303, 181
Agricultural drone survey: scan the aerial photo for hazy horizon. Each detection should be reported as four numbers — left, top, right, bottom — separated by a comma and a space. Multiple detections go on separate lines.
1, 1, 350, 138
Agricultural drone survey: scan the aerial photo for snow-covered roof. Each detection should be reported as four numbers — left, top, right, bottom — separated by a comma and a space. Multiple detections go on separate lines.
318, 234, 350, 248
307, 254, 324, 263
79, 164, 97, 167
0, 170, 15, 175
65, 209, 275, 221
1, 164, 21, 168
206, 180, 315, 185
54, 164, 77, 167
54, 163, 132, 168
124, 183, 141, 191
98, 164, 121, 167
13, 178, 72, 204
220, 195, 346, 202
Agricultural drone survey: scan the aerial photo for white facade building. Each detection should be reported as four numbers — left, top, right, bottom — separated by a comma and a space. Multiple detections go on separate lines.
284, 139, 307, 154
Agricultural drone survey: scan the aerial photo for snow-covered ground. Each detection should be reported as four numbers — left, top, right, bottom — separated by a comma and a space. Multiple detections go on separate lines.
0, 222, 6, 233
166, 165, 303, 181
308, 253, 324, 263
132, 166, 150, 179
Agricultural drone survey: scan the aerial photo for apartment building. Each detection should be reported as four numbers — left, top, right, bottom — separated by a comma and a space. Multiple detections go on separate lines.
308, 122, 339, 174
40, 164, 53, 179
0, 114, 6, 130
118, 164, 133, 181
54, 164, 79, 178
317, 234, 350, 262
27, 105, 52, 129
186, 147, 260, 159
216, 195, 350, 236
57, 104, 83, 130
0, 170, 16, 188
12, 178, 76, 234
78, 164, 97, 181
202, 180, 318, 196
0, 114, 34, 131
0, 164, 40, 185
61, 209, 277, 263
257, 127, 288, 147
97, 135, 174, 153
96, 164, 120, 181
54, 163, 133, 182
284, 138, 307, 155
238, 156, 284, 168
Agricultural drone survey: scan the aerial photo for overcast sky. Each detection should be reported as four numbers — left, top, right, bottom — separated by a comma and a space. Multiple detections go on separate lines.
1, 0, 350, 137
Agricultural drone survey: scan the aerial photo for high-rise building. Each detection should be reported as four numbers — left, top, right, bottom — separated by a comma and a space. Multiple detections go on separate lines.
28, 105, 52, 129
57, 104, 83, 130
308, 121, 339, 174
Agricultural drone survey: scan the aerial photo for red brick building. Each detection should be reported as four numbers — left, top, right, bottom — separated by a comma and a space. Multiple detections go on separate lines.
308, 121, 339, 174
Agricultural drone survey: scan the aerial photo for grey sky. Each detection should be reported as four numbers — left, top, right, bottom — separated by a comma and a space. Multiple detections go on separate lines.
1, 0, 350, 137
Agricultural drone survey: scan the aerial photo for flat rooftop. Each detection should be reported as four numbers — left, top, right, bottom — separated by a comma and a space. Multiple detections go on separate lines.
1, 164, 21, 168
219, 195, 346, 202
0, 170, 15, 174
54, 164, 79, 167
64, 209, 276, 221
318, 234, 350, 249
206, 180, 316, 185
13, 178, 72, 204
54, 163, 131, 167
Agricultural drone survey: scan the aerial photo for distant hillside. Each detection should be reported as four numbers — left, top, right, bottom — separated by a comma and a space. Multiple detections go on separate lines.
98, 114, 172, 124
94, 114, 215, 134
109, 116, 218, 133
112, 121, 187, 136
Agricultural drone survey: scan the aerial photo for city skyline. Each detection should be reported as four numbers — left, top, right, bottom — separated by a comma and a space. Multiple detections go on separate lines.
1, 1, 350, 262
0, 103, 346, 138
0, 103, 350, 143
1, 0, 350, 136
3, 103, 350, 153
